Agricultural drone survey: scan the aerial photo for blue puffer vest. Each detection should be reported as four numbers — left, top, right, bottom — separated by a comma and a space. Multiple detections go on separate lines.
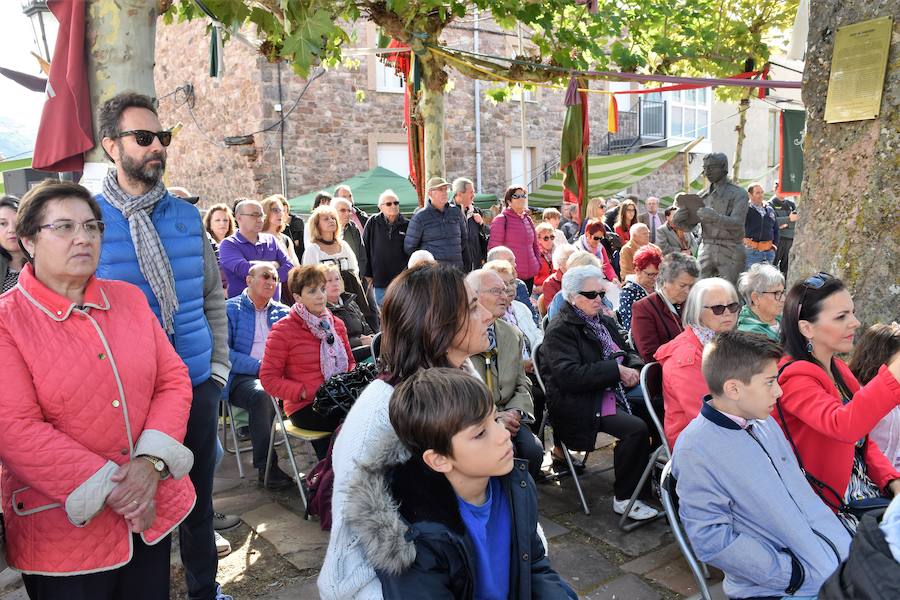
95, 191, 212, 385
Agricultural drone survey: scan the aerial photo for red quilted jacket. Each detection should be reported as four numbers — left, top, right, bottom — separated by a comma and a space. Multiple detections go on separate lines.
259, 309, 355, 418
0, 266, 196, 575
654, 328, 708, 450
774, 357, 900, 510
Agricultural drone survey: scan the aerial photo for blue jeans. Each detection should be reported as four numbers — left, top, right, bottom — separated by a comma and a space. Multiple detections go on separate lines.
373, 286, 387, 307
228, 375, 277, 469
181, 379, 221, 600
745, 248, 776, 269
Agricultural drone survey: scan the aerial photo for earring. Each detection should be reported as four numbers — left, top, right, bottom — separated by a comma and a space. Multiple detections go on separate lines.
805, 339, 814, 353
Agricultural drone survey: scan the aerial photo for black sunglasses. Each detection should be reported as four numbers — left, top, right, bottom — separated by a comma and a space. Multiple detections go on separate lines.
382, 201, 399, 207
116, 129, 172, 147
578, 290, 606, 300
511, 193, 528, 199
704, 302, 740, 315
798, 272, 833, 319
539, 235, 553, 241
257, 272, 278, 281
318, 322, 335, 345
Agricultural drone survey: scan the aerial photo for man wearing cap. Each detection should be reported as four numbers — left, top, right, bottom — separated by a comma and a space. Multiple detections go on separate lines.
404, 177, 470, 269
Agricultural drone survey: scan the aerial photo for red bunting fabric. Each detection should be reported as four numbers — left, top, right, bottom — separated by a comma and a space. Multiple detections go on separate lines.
33, 0, 92, 173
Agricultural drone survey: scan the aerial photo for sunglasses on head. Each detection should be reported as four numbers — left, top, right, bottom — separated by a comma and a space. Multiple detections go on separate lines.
798, 272, 833, 319
116, 129, 172, 147
578, 290, 606, 300
705, 302, 740, 315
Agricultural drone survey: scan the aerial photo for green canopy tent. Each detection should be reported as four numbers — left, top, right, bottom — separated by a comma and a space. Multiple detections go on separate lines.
288, 167, 497, 214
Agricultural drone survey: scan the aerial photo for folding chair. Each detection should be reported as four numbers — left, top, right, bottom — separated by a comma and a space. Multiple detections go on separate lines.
263, 397, 330, 511
541, 314, 550, 332
218, 398, 246, 478
370, 331, 382, 363
660, 461, 713, 600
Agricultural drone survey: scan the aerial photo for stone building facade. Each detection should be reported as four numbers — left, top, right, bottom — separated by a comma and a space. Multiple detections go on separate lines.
154, 18, 611, 210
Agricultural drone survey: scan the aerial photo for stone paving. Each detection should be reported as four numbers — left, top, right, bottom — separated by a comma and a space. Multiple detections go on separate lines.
0, 433, 728, 600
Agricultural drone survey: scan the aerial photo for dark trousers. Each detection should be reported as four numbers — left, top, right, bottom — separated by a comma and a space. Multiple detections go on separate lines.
512, 425, 545, 479
228, 375, 278, 469
774, 236, 793, 277
181, 379, 220, 600
289, 405, 342, 460
523, 277, 535, 294
23, 535, 171, 600
594, 385, 660, 501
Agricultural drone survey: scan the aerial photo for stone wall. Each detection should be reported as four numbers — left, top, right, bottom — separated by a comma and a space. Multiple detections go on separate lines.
154, 17, 611, 209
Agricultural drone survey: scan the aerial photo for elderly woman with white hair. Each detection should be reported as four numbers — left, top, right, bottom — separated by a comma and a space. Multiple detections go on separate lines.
539, 266, 661, 521
736, 263, 785, 341
655, 277, 740, 449
537, 243, 577, 314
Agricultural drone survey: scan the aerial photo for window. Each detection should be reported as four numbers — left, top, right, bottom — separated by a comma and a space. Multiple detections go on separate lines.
608, 81, 632, 111
376, 60, 404, 93
509, 147, 536, 191
376, 142, 409, 178
666, 88, 711, 140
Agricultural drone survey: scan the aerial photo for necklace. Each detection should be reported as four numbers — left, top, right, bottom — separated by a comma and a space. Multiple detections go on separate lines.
319, 237, 337, 246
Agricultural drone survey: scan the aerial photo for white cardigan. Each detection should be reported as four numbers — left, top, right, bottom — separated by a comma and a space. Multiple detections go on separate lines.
302, 241, 359, 275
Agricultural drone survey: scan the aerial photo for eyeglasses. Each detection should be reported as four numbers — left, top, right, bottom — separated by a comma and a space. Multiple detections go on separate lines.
257, 272, 278, 281
760, 290, 785, 301
116, 129, 172, 147
578, 290, 606, 300
268, 206, 284, 214
381, 201, 399, 207
39, 219, 105, 238
643, 270, 660, 278
798, 272, 832, 319
481, 287, 506, 296
539, 235, 553, 241
511, 193, 528, 199
704, 302, 740, 315
240, 212, 264, 219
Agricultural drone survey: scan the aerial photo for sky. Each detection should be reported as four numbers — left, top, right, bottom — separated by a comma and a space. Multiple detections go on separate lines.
0, 2, 50, 155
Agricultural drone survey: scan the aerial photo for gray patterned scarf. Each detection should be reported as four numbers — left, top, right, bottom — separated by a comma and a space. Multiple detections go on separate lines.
102, 170, 178, 333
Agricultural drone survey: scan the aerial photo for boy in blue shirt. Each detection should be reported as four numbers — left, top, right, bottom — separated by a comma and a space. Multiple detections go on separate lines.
345, 367, 576, 599
672, 331, 851, 600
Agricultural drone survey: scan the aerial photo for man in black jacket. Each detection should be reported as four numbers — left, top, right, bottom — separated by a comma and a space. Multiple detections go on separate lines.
770, 193, 798, 277
452, 177, 489, 271
743, 183, 779, 269
363, 190, 409, 307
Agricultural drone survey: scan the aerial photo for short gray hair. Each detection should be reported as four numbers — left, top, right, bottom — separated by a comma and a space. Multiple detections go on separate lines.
561, 203, 577, 217
682, 277, 738, 328
486, 246, 514, 262
737, 263, 785, 305
451, 177, 473, 199
561, 265, 606, 303
378, 189, 399, 205
234, 199, 262, 216
465, 268, 501, 293
658, 252, 700, 286
552, 243, 577, 269
630, 222, 649, 236
247, 261, 278, 277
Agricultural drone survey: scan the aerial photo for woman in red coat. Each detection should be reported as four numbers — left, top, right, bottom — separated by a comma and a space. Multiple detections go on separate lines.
613, 199, 638, 242
260, 264, 355, 458
775, 273, 900, 531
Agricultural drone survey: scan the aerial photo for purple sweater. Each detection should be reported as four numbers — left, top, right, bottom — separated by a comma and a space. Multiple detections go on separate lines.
218, 231, 293, 298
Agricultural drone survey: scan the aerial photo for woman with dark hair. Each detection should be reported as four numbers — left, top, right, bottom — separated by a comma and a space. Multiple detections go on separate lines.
614, 199, 638, 242
849, 323, 900, 468
0, 195, 25, 293
776, 273, 900, 531
576, 219, 619, 284
488, 186, 541, 292
319, 263, 492, 600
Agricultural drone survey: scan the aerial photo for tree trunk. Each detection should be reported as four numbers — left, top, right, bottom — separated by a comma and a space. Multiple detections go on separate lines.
419, 62, 446, 187
731, 92, 751, 181
792, 0, 899, 326
84, 0, 159, 163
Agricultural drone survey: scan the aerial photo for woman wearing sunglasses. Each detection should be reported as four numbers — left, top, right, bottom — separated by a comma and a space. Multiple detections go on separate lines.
260, 264, 355, 458
540, 266, 660, 521
488, 186, 541, 293
655, 277, 740, 449
775, 274, 900, 531
577, 219, 620, 284
533, 222, 556, 294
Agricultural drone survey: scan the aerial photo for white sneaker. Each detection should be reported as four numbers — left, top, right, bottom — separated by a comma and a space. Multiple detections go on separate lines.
215, 531, 232, 558
612, 497, 659, 521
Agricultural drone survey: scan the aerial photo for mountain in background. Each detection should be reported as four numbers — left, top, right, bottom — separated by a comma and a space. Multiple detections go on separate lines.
0, 116, 36, 160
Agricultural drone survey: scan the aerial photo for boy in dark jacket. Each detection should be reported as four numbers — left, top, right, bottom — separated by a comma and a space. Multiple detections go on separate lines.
345, 368, 576, 599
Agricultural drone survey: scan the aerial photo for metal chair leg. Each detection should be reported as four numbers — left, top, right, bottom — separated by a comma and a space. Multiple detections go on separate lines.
618, 446, 665, 531
270, 403, 309, 510
560, 441, 590, 515
220, 400, 245, 478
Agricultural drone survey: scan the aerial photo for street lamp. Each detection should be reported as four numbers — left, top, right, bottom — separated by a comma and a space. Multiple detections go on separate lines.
21, 0, 58, 64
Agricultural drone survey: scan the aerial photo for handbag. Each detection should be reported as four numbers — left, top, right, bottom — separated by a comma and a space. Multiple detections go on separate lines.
312, 362, 379, 420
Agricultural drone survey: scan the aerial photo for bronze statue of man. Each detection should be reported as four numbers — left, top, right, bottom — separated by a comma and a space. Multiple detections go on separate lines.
674, 153, 747, 283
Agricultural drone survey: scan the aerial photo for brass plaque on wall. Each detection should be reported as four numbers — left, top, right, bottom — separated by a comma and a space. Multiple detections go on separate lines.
824, 16, 893, 123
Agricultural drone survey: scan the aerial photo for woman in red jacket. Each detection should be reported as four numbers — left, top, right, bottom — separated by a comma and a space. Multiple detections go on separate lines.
776, 273, 900, 531
260, 264, 355, 458
614, 199, 638, 242
0, 182, 195, 597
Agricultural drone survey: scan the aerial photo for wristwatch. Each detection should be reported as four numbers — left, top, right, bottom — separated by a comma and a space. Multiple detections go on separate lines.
138, 455, 170, 478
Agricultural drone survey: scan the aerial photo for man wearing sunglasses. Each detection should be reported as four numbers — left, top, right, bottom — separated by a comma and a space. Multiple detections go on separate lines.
94, 92, 232, 600
674, 153, 748, 285
362, 190, 408, 307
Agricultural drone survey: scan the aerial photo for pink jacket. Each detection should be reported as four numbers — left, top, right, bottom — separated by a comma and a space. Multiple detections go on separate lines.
654, 328, 708, 450
488, 208, 541, 280
0, 266, 196, 575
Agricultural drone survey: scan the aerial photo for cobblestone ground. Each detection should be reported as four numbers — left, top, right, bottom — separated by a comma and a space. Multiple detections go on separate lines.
0, 433, 726, 600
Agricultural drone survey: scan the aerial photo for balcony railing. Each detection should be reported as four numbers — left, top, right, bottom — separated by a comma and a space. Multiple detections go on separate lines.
593, 98, 667, 155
